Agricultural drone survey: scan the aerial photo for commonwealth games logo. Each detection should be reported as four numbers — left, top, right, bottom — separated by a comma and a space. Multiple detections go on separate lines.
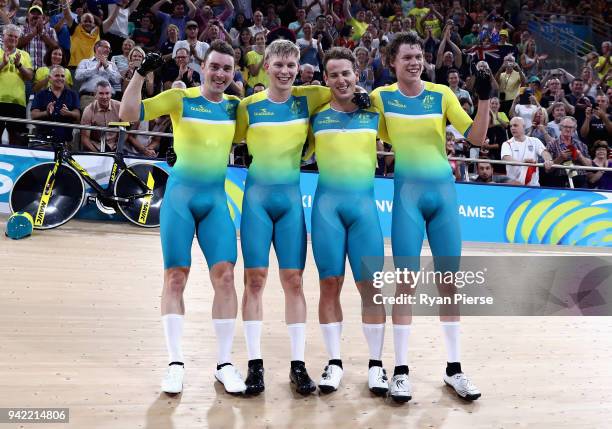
422, 95, 435, 110
504, 189, 612, 246
290, 100, 303, 116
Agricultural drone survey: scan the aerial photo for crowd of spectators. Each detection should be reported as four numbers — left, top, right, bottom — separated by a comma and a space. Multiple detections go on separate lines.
0, 0, 609, 189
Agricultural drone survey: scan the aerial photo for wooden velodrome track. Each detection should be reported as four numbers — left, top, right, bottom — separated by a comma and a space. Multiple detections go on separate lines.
1, 217, 611, 429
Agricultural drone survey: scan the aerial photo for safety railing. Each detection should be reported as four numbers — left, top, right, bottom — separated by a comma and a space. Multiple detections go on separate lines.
2, 116, 611, 188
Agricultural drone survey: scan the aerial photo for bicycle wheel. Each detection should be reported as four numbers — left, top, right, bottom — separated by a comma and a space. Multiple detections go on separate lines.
9, 162, 85, 230
114, 162, 169, 228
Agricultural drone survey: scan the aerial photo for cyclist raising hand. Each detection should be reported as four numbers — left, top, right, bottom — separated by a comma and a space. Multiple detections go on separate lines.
120, 41, 247, 396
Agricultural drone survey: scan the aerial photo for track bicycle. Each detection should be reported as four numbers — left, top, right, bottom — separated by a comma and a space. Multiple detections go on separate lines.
9, 122, 169, 229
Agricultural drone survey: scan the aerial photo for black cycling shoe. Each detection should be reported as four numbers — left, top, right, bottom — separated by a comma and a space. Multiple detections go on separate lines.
245, 359, 265, 395
289, 361, 316, 395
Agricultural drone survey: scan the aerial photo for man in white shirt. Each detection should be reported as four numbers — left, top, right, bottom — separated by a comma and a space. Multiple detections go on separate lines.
501, 117, 553, 186
106, 0, 142, 54
248, 10, 267, 37
296, 23, 323, 75
74, 39, 121, 110
172, 20, 209, 73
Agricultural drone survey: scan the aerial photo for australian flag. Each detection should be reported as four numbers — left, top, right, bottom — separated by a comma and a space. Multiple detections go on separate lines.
467, 43, 517, 74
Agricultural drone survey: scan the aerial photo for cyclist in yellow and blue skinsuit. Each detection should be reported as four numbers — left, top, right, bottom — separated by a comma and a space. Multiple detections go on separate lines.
234, 39, 330, 396
120, 41, 248, 397
370, 31, 492, 402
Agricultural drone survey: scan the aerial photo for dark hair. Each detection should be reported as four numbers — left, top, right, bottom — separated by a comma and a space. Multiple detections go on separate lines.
593, 140, 609, 149
233, 47, 246, 70
458, 97, 471, 105
175, 47, 189, 57
253, 82, 266, 90
339, 25, 352, 38
447, 68, 460, 77
233, 12, 250, 31
386, 31, 424, 75
44, 47, 66, 67
323, 47, 356, 72
202, 39, 235, 65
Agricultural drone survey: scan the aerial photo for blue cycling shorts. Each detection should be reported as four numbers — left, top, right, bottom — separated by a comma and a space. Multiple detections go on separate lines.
391, 179, 461, 273
160, 174, 237, 269
240, 179, 306, 270
311, 186, 384, 282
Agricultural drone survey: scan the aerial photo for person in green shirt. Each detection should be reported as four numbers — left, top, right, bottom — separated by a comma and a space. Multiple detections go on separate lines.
461, 23, 480, 48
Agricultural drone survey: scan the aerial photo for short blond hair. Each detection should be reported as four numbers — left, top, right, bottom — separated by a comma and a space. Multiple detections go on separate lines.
128, 46, 145, 61
264, 39, 300, 63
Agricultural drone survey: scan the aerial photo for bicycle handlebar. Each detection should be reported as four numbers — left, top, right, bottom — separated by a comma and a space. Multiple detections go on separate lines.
27, 135, 65, 149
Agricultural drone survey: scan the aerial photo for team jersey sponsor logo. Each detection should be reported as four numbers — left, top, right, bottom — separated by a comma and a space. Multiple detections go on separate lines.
387, 99, 406, 109
190, 105, 212, 114
254, 107, 275, 117
318, 116, 340, 125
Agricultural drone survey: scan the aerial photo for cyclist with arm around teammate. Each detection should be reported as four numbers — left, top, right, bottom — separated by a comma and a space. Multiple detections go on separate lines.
308, 47, 389, 396
119, 40, 247, 395
234, 39, 330, 396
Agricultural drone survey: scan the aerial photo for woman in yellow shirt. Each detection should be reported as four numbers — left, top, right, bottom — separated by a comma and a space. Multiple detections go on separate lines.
245, 31, 268, 93
33, 47, 73, 93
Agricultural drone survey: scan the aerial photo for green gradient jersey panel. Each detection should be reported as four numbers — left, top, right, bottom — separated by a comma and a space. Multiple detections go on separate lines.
140, 87, 240, 183
370, 82, 473, 182
309, 103, 382, 191
235, 86, 330, 185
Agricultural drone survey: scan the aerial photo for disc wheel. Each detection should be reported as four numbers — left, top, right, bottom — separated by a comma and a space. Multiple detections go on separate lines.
114, 163, 169, 227
9, 162, 85, 229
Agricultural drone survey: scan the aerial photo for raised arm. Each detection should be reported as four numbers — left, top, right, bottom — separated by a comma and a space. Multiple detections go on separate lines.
120, 53, 163, 121
60, 0, 74, 28
185, 0, 197, 19
343, 0, 353, 21
466, 70, 492, 146
436, 35, 447, 68
217, 0, 234, 21
129, 0, 143, 13
447, 38, 462, 68
102, 5, 121, 33
151, 0, 168, 16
